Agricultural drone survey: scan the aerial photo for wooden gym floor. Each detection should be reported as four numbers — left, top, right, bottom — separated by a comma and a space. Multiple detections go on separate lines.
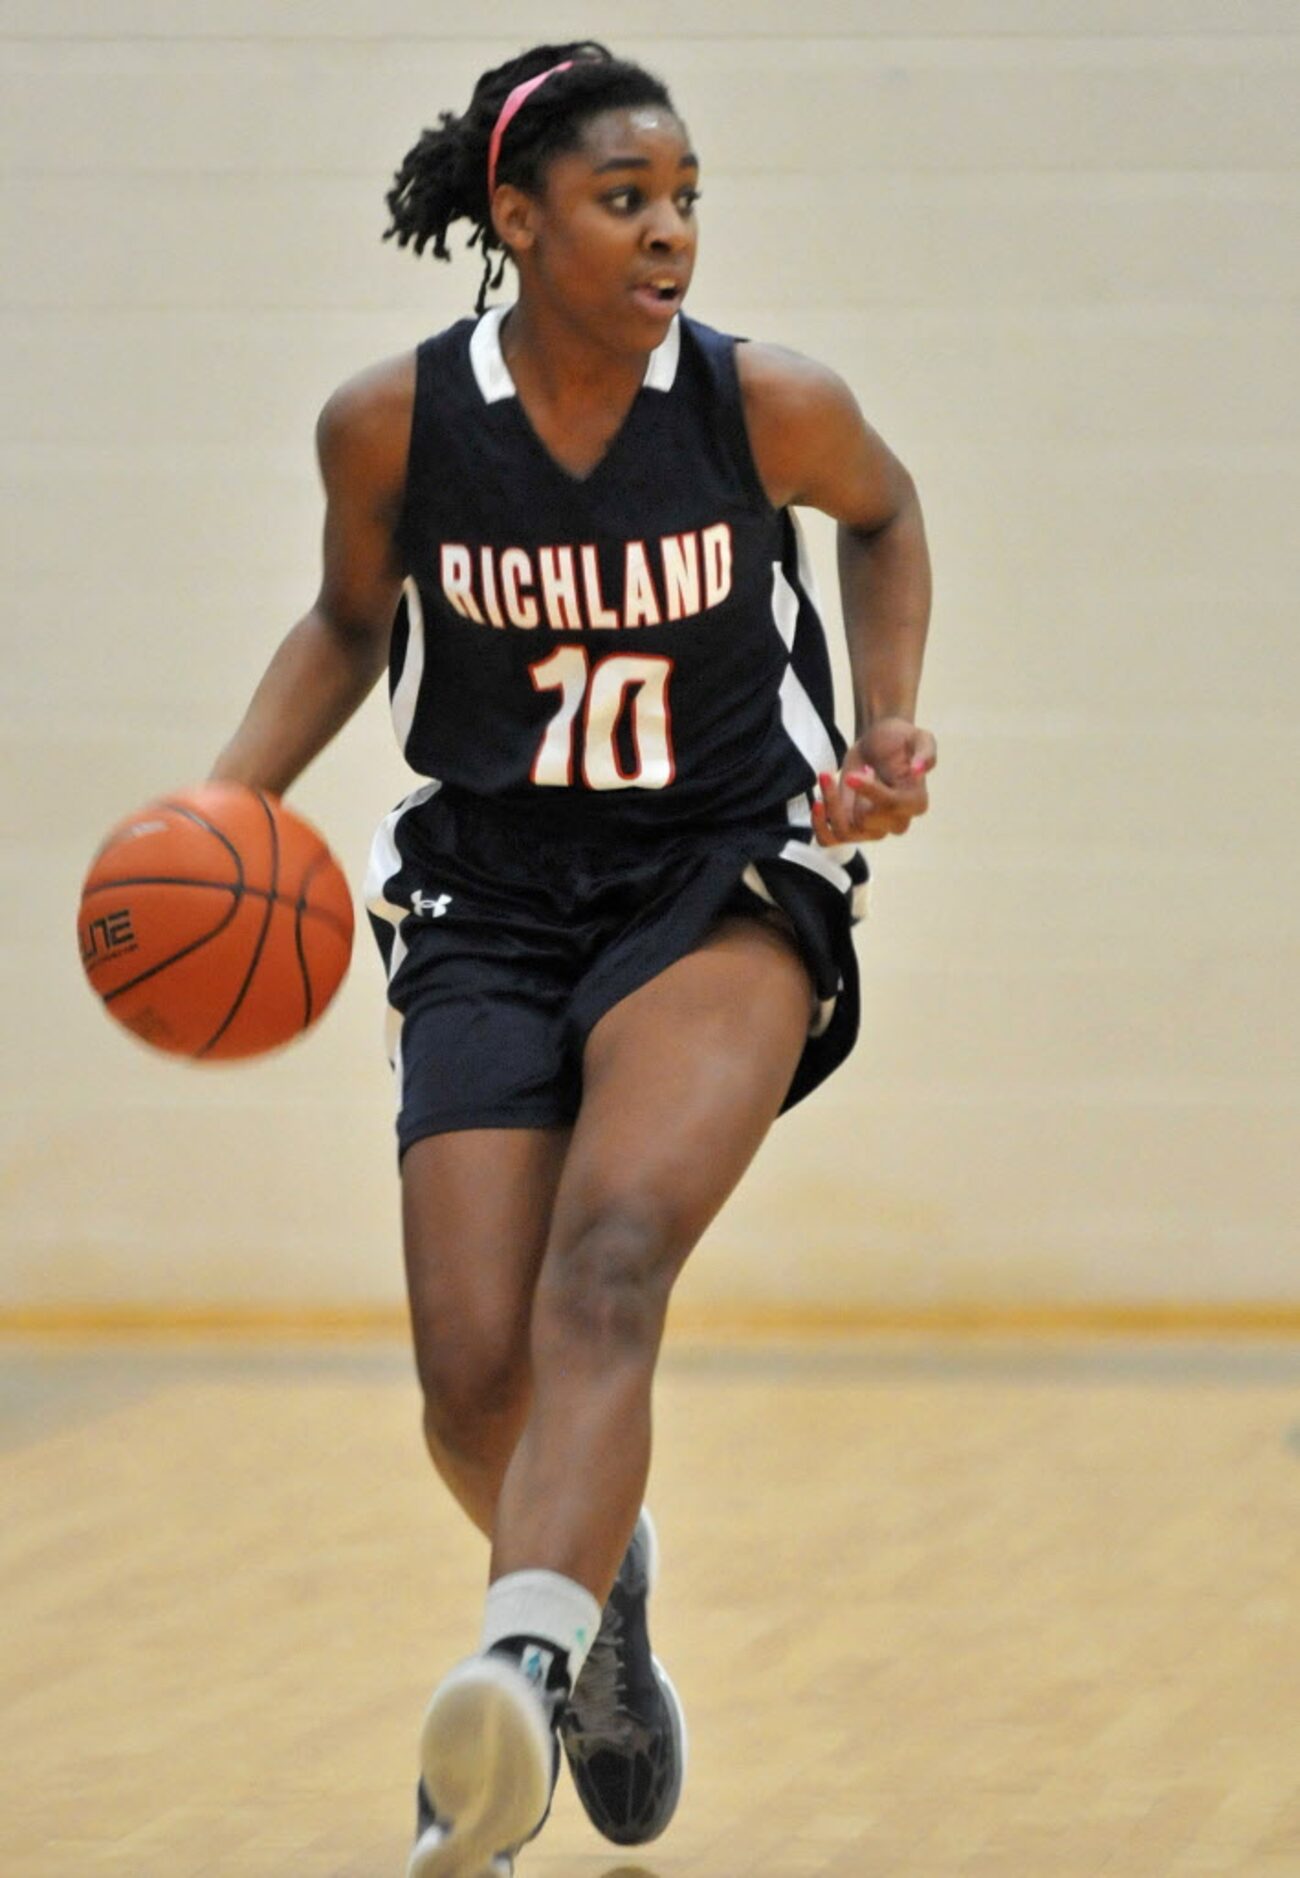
3, 1333, 1300, 1876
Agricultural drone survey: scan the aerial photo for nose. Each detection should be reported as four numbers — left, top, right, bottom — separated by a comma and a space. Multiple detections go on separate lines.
643, 200, 691, 252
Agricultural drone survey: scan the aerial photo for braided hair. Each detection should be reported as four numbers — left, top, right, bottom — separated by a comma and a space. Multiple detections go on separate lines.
383, 41, 677, 313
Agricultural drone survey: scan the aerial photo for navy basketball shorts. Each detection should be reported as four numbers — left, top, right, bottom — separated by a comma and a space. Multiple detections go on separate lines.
366, 785, 867, 1156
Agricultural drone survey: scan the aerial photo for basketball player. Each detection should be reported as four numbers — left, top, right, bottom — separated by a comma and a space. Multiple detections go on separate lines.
212, 42, 935, 1878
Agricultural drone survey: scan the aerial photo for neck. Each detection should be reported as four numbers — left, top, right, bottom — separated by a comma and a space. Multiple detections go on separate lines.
501, 295, 651, 411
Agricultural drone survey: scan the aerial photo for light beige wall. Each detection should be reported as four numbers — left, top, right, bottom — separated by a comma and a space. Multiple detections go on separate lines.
3, 5, 1297, 1313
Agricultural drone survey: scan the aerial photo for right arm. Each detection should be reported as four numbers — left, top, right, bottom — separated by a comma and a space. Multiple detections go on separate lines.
209, 351, 416, 797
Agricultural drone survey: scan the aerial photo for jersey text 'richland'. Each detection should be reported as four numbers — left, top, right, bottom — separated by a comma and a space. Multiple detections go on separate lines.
440, 523, 734, 632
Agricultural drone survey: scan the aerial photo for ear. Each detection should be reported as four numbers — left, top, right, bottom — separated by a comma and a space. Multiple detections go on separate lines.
490, 184, 538, 256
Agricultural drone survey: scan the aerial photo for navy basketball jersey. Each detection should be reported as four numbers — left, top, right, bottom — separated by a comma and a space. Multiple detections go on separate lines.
389, 308, 850, 842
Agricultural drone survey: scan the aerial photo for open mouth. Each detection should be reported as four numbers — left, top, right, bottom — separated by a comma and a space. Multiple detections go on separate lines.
634, 278, 684, 312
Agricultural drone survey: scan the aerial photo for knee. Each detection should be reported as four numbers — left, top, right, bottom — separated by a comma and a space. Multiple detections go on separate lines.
537, 1199, 681, 1362
413, 1317, 530, 1460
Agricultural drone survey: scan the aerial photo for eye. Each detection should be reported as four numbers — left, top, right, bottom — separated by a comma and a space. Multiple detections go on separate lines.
603, 186, 643, 214
676, 188, 701, 215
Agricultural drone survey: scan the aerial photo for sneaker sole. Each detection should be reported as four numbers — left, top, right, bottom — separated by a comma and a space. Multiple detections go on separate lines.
639, 1506, 661, 1593
407, 1657, 551, 1878
642, 1509, 690, 1831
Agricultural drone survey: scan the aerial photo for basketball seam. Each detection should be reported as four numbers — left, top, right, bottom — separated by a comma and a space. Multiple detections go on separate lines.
99, 804, 248, 1005
84, 794, 352, 1055
197, 790, 279, 1058
294, 850, 329, 1029
101, 897, 243, 1004
82, 876, 352, 944
157, 801, 245, 872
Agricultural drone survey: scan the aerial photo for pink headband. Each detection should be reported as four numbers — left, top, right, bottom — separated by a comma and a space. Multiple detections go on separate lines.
487, 61, 575, 196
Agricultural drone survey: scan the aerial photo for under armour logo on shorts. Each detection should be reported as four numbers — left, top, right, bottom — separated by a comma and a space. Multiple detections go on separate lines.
411, 889, 452, 918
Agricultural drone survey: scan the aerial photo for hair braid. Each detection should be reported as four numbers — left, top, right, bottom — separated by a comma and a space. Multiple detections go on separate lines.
382, 41, 676, 313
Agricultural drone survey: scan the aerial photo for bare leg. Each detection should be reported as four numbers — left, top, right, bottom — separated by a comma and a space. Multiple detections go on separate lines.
402, 1127, 569, 1535
490, 918, 814, 1601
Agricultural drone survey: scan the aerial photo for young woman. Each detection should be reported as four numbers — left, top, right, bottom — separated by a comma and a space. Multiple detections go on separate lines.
212, 40, 935, 1878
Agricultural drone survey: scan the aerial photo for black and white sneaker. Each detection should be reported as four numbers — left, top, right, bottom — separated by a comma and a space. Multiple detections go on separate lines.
407, 1652, 560, 1878
560, 1510, 688, 1845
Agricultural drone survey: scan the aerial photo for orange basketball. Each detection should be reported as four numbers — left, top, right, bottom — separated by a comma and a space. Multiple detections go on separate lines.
78, 782, 355, 1060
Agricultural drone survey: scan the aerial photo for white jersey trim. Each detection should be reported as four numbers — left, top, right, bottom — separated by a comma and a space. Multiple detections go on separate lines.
470, 306, 682, 404
768, 513, 857, 897
389, 576, 426, 756
779, 833, 852, 896
641, 315, 682, 391
770, 551, 838, 788
469, 306, 514, 403
365, 780, 443, 1083
741, 860, 838, 1039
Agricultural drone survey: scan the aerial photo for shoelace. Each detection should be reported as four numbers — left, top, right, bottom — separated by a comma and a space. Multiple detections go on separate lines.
567, 1605, 633, 1737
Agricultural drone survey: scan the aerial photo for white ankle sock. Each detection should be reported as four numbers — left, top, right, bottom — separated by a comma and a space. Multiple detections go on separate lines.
481, 1569, 602, 1687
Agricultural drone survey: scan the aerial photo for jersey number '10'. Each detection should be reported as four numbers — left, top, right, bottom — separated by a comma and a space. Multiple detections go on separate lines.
530, 648, 675, 790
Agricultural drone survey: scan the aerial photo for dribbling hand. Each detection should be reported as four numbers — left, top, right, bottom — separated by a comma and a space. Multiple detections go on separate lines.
812, 717, 937, 846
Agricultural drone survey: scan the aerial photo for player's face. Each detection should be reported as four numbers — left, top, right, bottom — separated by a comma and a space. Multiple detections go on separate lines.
526, 107, 700, 342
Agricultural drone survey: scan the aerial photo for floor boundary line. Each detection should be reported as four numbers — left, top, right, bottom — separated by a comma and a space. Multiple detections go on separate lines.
4, 1302, 1300, 1339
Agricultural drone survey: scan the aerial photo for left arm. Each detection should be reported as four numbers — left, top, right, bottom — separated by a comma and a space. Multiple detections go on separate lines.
738, 342, 936, 843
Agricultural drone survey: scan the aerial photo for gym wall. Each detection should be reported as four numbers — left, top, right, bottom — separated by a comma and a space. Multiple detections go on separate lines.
3, 2, 1297, 1319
